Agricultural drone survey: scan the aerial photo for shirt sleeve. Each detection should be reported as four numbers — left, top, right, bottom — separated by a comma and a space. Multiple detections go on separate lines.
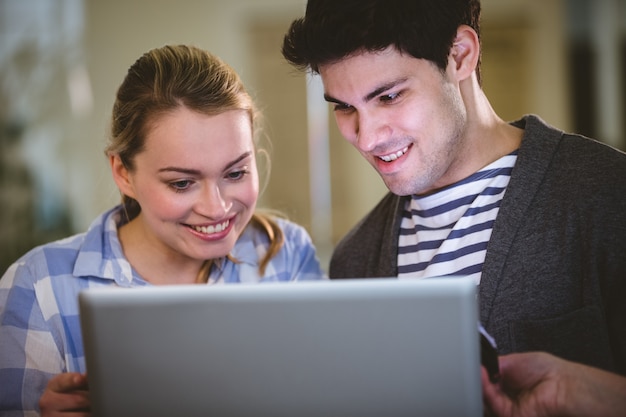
0, 259, 65, 414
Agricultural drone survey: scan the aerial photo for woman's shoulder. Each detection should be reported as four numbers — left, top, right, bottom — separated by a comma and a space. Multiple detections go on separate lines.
260, 213, 313, 243
17, 230, 87, 261
238, 214, 315, 258
1, 208, 119, 285
0, 231, 87, 290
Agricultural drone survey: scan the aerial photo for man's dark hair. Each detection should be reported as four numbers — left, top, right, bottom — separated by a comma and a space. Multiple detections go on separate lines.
282, 0, 482, 81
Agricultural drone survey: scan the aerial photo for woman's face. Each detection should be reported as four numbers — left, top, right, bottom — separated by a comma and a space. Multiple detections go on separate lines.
114, 107, 259, 264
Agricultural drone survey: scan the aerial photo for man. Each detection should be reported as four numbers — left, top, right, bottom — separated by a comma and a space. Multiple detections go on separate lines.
282, 0, 626, 376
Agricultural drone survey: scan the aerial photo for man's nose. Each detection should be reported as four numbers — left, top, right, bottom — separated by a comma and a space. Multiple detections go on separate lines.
354, 112, 390, 153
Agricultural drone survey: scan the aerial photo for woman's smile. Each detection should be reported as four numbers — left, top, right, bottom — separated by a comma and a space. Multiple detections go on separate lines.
185, 216, 235, 241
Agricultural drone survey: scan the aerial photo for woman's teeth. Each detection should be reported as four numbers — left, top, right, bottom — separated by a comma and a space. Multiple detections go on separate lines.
379, 146, 409, 162
193, 219, 229, 234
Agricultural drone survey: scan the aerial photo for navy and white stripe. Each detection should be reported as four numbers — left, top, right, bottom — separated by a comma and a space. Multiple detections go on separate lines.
397, 152, 517, 284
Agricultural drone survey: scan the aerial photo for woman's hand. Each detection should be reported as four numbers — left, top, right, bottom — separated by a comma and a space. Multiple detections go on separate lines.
39, 372, 90, 417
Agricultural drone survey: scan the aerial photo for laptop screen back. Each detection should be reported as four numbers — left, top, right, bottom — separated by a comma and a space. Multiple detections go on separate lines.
79, 277, 482, 417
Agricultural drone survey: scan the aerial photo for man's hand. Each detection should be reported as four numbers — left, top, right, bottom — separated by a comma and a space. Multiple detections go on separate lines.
482, 351, 626, 417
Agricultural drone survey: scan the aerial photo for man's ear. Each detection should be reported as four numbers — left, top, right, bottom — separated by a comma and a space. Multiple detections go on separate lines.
109, 154, 137, 199
449, 25, 480, 81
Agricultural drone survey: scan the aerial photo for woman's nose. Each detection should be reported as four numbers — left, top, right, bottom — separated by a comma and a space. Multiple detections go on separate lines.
197, 184, 231, 218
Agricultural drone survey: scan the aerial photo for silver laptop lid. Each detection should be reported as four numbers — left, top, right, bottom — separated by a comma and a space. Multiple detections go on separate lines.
79, 277, 482, 417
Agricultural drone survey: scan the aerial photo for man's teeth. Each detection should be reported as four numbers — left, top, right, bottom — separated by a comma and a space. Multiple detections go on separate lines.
193, 220, 230, 234
379, 146, 409, 162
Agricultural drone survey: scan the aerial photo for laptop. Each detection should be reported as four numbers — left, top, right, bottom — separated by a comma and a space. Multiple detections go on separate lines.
79, 277, 483, 417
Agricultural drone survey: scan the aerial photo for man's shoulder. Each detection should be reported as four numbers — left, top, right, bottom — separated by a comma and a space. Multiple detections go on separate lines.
518, 114, 626, 160
329, 193, 406, 278
340, 192, 404, 241
516, 114, 626, 184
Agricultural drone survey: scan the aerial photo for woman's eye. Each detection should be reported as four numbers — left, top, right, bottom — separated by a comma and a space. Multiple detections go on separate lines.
227, 170, 247, 181
170, 180, 192, 191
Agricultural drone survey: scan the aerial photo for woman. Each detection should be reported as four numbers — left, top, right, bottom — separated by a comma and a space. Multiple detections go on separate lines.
0, 44, 325, 415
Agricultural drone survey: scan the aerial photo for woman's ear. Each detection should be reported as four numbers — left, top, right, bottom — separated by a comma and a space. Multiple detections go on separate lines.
109, 154, 137, 199
449, 25, 481, 82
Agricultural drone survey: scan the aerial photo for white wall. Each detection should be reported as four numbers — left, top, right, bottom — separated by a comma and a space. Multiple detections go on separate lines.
7, 0, 620, 272
81, 0, 309, 225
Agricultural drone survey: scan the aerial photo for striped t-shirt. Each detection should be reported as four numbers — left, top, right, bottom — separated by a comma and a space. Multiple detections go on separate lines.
397, 151, 518, 284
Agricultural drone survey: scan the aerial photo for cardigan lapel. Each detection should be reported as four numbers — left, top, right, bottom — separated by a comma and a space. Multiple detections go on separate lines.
478, 115, 564, 325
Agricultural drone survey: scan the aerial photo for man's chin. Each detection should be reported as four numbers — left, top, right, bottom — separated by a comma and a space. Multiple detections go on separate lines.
384, 179, 417, 197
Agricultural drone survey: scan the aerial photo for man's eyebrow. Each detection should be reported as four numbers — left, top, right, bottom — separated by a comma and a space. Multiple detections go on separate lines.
364, 78, 408, 102
323, 78, 409, 105
323, 93, 344, 105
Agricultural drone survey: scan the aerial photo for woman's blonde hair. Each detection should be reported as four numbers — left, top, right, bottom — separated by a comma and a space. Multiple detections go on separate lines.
105, 44, 283, 280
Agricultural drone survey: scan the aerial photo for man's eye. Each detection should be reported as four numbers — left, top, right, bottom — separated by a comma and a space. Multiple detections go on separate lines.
333, 103, 354, 113
380, 92, 401, 103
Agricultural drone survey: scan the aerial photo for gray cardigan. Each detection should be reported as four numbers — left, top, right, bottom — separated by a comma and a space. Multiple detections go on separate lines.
329, 115, 626, 375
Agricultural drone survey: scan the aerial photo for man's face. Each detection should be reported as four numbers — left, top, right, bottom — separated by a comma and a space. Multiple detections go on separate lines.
319, 47, 470, 196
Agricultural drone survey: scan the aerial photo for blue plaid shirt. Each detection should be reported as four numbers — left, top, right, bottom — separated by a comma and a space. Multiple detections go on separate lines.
0, 206, 325, 414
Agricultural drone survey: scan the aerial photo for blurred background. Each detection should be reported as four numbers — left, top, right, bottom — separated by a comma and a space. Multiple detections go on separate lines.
1, 0, 625, 273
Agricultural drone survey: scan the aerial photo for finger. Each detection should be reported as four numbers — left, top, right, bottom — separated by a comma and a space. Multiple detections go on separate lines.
481, 367, 498, 416
40, 389, 90, 416
481, 366, 515, 417
46, 373, 89, 393
41, 410, 90, 417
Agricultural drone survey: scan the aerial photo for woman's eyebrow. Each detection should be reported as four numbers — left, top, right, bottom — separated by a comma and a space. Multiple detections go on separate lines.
158, 151, 253, 175
224, 151, 253, 171
158, 167, 201, 175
